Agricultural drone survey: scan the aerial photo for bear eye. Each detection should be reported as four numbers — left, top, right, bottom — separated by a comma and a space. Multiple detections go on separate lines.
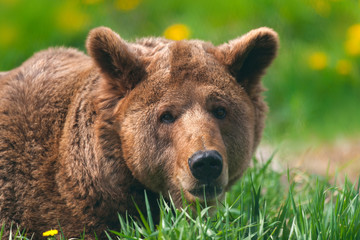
213, 107, 227, 119
160, 112, 176, 124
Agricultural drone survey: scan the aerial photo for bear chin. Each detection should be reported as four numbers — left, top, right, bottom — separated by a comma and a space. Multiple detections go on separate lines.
188, 185, 224, 200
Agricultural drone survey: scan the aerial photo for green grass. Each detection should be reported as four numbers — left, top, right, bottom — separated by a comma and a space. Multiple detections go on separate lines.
2, 157, 359, 240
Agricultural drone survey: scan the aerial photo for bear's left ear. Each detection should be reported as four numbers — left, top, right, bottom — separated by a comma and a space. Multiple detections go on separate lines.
86, 27, 145, 109
218, 27, 279, 93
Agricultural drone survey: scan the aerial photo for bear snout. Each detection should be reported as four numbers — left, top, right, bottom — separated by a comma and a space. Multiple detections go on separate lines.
188, 150, 223, 183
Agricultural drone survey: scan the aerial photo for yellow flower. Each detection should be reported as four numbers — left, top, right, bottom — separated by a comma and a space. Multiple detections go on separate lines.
345, 39, 360, 56
344, 24, 360, 56
0, 0, 19, 5
347, 24, 360, 41
82, 0, 103, 4
0, 24, 18, 48
42, 229, 58, 237
164, 24, 191, 41
115, 0, 141, 11
308, 52, 328, 70
311, 0, 331, 17
336, 59, 352, 75
56, 1, 90, 33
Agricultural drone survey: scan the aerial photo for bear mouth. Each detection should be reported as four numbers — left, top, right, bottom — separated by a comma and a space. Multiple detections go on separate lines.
188, 184, 223, 200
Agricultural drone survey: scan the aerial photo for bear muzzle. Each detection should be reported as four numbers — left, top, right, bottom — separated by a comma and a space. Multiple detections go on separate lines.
187, 150, 225, 199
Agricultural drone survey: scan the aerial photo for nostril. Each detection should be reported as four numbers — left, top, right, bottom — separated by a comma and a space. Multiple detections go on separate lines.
188, 150, 223, 182
209, 158, 220, 167
194, 161, 205, 169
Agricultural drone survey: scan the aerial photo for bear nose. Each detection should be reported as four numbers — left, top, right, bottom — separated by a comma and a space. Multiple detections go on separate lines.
188, 150, 223, 182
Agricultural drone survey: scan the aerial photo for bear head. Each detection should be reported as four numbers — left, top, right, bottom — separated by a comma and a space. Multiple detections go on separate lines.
86, 27, 278, 207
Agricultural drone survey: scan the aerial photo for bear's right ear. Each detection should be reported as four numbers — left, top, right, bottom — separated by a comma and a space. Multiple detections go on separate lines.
86, 27, 145, 109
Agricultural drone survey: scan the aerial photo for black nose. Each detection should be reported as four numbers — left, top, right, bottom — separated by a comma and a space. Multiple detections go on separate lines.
188, 150, 223, 182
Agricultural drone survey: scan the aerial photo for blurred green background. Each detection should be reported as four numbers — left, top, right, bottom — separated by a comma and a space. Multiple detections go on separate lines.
1, 0, 359, 147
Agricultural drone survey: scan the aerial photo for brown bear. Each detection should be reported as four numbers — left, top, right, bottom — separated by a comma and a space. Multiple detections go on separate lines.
0, 26, 278, 239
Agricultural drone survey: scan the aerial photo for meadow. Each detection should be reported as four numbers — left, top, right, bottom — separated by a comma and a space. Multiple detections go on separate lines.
0, 0, 359, 239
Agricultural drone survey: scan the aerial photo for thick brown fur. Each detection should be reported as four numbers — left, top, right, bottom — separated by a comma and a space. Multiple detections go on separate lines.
0, 26, 278, 239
